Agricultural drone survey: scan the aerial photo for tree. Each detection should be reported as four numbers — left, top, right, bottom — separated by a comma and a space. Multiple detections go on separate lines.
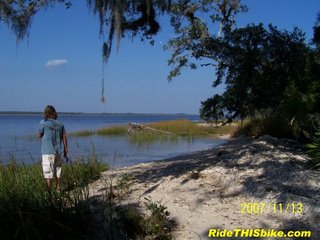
1, 0, 173, 102
1, 0, 246, 62
198, 24, 312, 121
0, 0, 71, 41
165, 0, 247, 80
198, 22, 320, 139
313, 12, 320, 46
1, 0, 246, 102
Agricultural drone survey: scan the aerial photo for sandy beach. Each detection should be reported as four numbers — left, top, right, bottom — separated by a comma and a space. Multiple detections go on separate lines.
90, 135, 320, 240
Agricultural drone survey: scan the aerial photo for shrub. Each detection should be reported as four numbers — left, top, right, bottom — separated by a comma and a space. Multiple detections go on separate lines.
306, 129, 320, 169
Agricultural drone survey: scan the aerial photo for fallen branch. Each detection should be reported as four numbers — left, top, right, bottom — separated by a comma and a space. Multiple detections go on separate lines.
128, 123, 176, 135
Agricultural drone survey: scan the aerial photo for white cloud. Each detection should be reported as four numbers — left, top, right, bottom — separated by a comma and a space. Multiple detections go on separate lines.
45, 59, 67, 68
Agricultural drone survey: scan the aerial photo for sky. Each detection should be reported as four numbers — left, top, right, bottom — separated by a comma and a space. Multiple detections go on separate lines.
0, 0, 319, 114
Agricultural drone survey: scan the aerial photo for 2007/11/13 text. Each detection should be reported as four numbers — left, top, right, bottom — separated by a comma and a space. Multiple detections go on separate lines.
240, 202, 303, 214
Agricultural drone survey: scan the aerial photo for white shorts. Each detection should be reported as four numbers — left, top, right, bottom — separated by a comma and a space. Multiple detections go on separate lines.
42, 154, 62, 179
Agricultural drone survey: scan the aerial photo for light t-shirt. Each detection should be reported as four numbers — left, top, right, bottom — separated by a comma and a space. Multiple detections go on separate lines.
38, 119, 65, 155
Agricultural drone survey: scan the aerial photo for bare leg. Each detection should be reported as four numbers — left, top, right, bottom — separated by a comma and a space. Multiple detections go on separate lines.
56, 177, 61, 191
45, 178, 52, 191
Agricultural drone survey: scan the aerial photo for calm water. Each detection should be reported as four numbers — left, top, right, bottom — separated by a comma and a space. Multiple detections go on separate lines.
0, 113, 225, 167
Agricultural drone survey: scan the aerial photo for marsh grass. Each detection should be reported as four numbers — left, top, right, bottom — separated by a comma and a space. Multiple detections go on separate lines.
128, 132, 178, 145
72, 119, 237, 140
72, 126, 127, 137
0, 152, 107, 239
147, 120, 208, 136
146, 119, 238, 137
96, 126, 127, 136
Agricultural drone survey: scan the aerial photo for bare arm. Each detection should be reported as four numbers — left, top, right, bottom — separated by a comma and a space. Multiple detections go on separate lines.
37, 132, 43, 139
63, 131, 68, 157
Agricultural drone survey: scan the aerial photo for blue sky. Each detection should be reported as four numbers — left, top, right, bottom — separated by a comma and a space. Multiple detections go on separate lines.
0, 0, 319, 114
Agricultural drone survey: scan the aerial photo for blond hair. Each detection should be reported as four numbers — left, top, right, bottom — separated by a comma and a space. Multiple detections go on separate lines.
43, 105, 57, 120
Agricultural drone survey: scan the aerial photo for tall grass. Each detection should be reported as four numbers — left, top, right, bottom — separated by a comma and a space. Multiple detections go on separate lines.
96, 126, 127, 136
71, 120, 237, 145
146, 120, 204, 136
233, 116, 293, 138
128, 132, 178, 145
70, 119, 239, 148
146, 119, 237, 136
72, 126, 127, 137
0, 154, 107, 239
71, 120, 236, 138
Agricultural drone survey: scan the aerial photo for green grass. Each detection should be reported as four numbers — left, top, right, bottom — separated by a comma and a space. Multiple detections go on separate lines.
71, 119, 238, 140
128, 132, 178, 145
0, 151, 175, 239
146, 120, 204, 136
71, 126, 127, 137
0, 155, 107, 239
117, 198, 173, 239
146, 119, 237, 136
96, 126, 127, 136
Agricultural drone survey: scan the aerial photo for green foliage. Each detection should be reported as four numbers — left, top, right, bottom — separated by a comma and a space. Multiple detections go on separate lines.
313, 12, 320, 46
2, 0, 248, 67
63, 156, 107, 191
87, 0, 172, 63
147, 120, 206, 136
147, 119, 238, 136
200, 24, 310, 119
234, 115, 293, 138
72, 120, 236, 145
96, 126, 127, 136
144, 198, 172, 240
0, 155, 107, 239
200, 95, 226, 122
129, 131, 177, 145
85, 174, 174, 239
118, 198, 173, 240
196, 22, 320, 140
118, 206, 146, 238
116, 173, 134, 198
0, 0, 71, 41
166, 0, 247, 80
72, 125, 127, 137
306, 129, 320, 169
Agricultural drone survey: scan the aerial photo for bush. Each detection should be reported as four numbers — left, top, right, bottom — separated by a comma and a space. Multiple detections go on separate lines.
116, 198, 173, 240
234, 113, 293, 138
306, 129, 320, 169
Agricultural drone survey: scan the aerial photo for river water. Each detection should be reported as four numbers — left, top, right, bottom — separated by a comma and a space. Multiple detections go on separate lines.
0, 113, 225, 167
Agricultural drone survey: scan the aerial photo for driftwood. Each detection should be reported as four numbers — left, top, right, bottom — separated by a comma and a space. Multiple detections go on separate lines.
128, 123, 176, 135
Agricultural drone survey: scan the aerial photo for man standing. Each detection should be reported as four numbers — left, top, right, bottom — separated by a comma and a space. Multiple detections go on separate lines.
37, 105, 68, 191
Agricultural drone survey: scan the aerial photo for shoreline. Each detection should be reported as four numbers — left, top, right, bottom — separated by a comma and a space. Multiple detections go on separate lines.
110, 134, 231, 169
90, 135, 320, 239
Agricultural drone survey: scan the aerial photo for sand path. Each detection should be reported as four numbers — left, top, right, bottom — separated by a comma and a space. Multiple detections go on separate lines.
90, 135, 320, 239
